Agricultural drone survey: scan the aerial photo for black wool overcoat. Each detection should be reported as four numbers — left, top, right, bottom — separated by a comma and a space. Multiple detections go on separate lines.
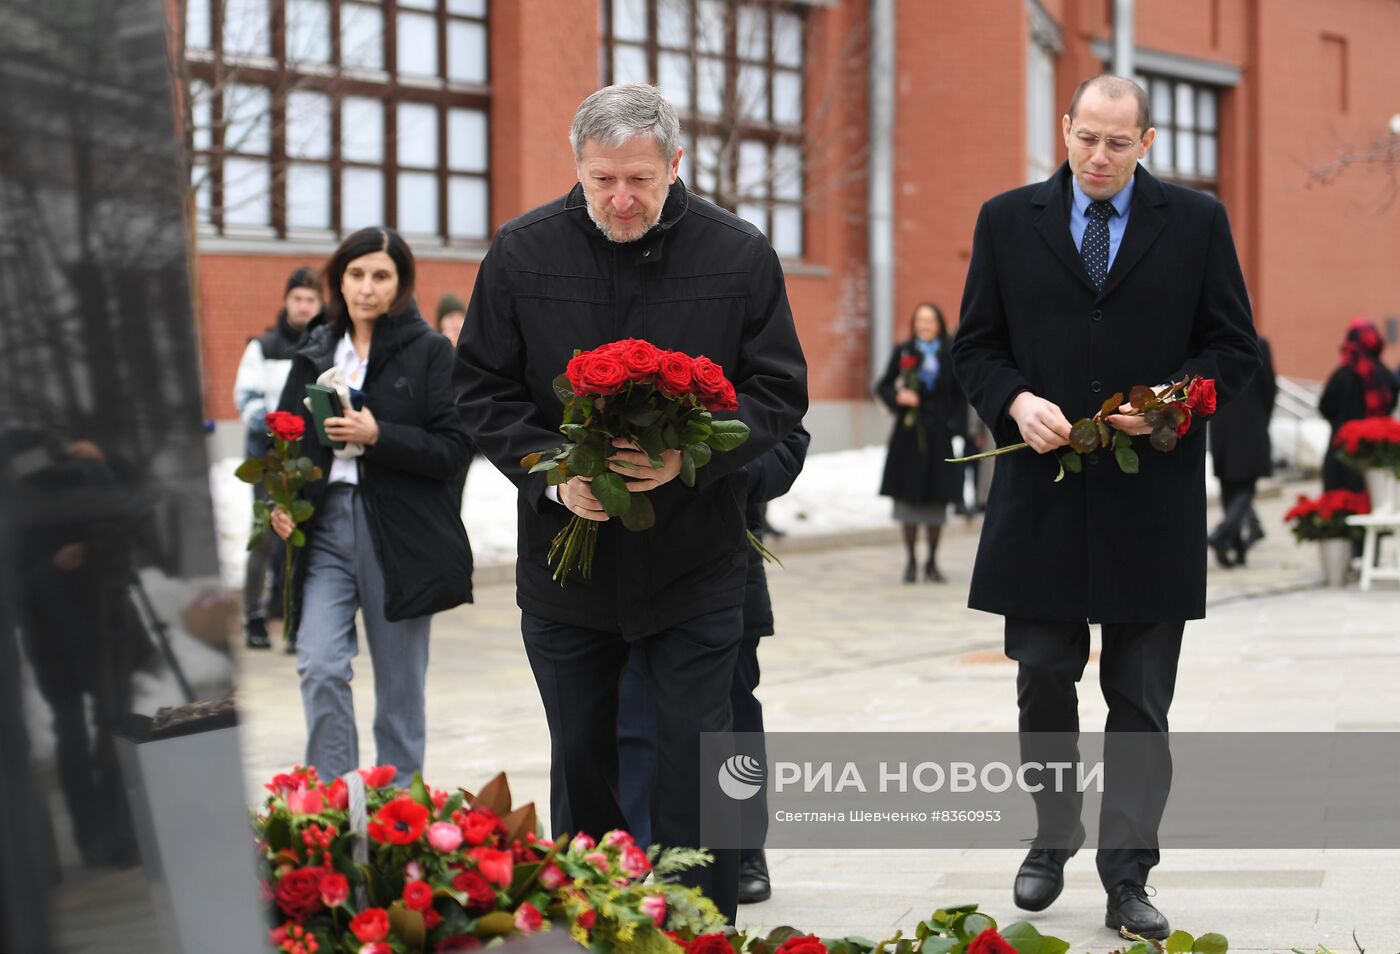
1210, 337, 1276, 482
874, 340, 967, 506
951, 163, 1259, 623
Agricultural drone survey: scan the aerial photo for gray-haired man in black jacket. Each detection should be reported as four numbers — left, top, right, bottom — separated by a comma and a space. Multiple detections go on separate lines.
455, 84, 807, 921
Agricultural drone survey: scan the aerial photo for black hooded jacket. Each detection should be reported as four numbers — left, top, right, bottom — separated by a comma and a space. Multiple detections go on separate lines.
277, 307, 473, 621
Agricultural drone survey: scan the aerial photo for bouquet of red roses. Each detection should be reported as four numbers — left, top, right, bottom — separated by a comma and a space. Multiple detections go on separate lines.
1332, 416, 1400, 475
522, 339, 753, 583
948, 375, 1217, 482
1283, 488, 1370, 542
236, 411, 323, 632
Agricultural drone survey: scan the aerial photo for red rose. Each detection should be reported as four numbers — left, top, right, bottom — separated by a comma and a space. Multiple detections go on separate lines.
1186, 376, 1217, 416
774, 936, 827, 954
266, 772, 301, 796
966, 928, 1017, 954
899, 354, 919, 370
274, 866, 325, 921
359, 945, 392, 954
358, 765, 397, 788
470, 846, 514, 887
690, 356, 729, 399
1174, 405, 1193, 438
688, 933, 733, 954
318, 871, 349, 908
265, 411, 306, 443
576, 907, 597, 930
350, 907, 391, 943
619, 844, 652, 878
567, 351, 630, 396
323, 778, 349, 811
403, 879, 434, 911
423, 909, 442, 931
514, 901, 544, 933
452, 869, 497, 913
368, 797, 429, 845
656, 352, 696, 394
704, 379, 739, 412
615, 338, 664, 378
459, 807, 503, 846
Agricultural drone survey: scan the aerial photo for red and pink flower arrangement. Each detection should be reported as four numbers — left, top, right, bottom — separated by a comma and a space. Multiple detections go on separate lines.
522, 338, 756, 583
254, 767, 1225, 953
255, 765, 724, 953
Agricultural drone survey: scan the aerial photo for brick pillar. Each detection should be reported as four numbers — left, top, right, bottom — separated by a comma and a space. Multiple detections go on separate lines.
489, 2, 602, 225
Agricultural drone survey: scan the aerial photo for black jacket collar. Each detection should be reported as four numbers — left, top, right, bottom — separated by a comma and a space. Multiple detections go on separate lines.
562, 178, 691, 260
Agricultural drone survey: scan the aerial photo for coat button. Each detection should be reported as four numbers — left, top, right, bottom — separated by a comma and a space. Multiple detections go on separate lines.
1091, 309, 1103, 321
1091, 381, 1103, 393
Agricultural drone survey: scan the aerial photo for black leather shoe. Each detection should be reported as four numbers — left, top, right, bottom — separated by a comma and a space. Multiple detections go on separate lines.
1013, 847, 1072, 911
737, 851, 771, 904
244, 618, 271, 649
902, 559, 917, 583
1104, 882, 1169, 941
1207, 530, 1235, 569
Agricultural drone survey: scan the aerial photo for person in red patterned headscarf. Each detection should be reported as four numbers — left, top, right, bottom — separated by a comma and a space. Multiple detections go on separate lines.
1319, 316, 1398, 491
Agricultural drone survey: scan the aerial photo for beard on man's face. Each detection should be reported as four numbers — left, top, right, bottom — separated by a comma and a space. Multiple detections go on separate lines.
584, 198, 664, 244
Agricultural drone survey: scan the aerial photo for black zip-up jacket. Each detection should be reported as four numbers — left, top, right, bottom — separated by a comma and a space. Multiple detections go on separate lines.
278, 307, 473, 621
456, 180, 808, 638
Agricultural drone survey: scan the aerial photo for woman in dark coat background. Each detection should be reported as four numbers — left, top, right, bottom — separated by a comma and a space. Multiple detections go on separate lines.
1208, 337, 1276, 566
1319, 317, 1398, 492
875, 302, 967, 582
271, 227, 473, 786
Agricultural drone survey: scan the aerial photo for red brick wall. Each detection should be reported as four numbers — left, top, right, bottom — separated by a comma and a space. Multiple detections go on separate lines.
894, 0, 1027, 346
1247, 0, 1400, 379
193, 0, 1400, 422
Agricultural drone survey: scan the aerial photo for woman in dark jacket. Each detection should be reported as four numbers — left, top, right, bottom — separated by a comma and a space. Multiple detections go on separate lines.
271, 227, 473, 786
1319, 317, 1398, 492
1208, 337, 1276, 566
875, 302, 967, 582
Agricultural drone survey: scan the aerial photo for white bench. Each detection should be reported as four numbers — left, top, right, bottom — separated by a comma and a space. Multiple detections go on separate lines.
1345, 513, 1400, 590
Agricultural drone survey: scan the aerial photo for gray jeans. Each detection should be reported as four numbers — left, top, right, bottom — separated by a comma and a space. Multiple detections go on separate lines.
296, 485, 430, 786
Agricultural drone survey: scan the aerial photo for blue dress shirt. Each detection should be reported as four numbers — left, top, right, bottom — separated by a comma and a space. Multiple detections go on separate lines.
1069, 174, 1134, 271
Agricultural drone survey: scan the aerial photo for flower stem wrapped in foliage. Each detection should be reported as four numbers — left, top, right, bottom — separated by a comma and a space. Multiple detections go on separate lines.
947, 375, 1217, 482
254, 766, 725, 953
1283, 489, 1370, 542
522, 338, 756, 583
1331, 416, 1400, 475
235, 411, 323, 632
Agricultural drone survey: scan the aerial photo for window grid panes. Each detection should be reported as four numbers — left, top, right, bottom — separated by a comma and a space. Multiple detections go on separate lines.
602, 0, 808, 258
1137, 73, 1220, 194
186, 0, 491, 244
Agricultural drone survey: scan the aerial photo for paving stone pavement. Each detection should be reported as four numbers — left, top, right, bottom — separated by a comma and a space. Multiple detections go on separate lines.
238, 480, 1400, 952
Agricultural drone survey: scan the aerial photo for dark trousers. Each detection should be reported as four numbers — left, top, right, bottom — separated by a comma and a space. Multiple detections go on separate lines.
1006, 617, 1184, 890
522, 607, 743, 923
1214, 478, 1261, 550
619, 634, 767, 860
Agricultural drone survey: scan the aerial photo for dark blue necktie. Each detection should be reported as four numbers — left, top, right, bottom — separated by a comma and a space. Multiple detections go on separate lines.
1080, 200, 1116, 291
